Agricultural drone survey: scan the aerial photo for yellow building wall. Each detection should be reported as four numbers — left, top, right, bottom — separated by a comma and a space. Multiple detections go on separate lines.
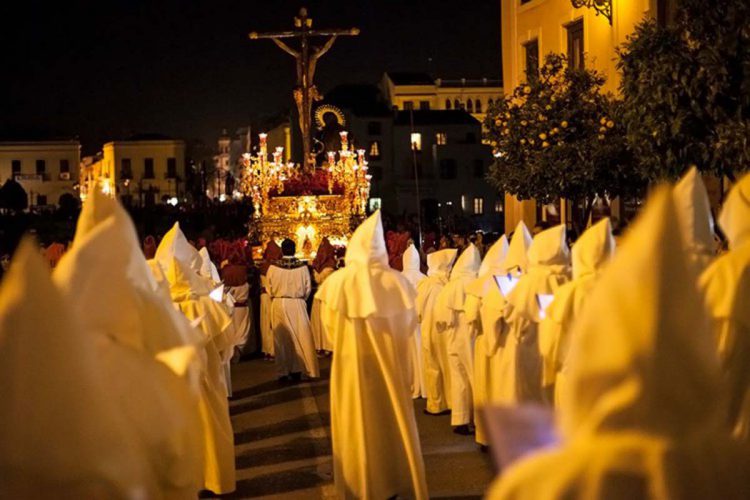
501, 0, 655, 230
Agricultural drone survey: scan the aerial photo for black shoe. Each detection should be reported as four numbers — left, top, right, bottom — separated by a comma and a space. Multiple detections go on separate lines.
423, 408, 451, 416
453, 424, 474, 436
290, 372, 302, 382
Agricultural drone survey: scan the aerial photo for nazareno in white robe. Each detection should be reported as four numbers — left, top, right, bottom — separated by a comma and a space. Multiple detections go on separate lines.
0, 240, 154, 498
673, 166, 717, 272
434, 244, 482, 427
311, 266, 335, 352
497, 225, 570, 405
464, 234, 508, 445
700, 171, 750, 440
487, 187, 750, 500
317, 210, 428, 500
402, 244, 427, 398
417, 248, 458, 414
53, 190, 206, 497
260, 274, 274, 356
268, 263, 319, 378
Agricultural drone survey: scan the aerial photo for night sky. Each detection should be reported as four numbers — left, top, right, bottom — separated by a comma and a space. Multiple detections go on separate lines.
0, 0, 501, 154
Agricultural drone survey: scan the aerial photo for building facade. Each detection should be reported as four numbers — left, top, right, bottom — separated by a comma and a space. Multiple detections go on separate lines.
324, 85, 502, 233
380, 72, 503, 127
0, 141, 81, 208
81, 137, 186, 206
501, 0, 671, 230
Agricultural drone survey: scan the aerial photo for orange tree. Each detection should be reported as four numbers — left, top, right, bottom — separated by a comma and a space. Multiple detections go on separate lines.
485, 53, 642, 232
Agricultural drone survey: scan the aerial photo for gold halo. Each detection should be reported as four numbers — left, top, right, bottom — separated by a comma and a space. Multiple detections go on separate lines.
314, 105, 346, 130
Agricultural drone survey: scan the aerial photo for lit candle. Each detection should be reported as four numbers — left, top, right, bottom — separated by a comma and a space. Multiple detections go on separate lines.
339, 131, 348, 150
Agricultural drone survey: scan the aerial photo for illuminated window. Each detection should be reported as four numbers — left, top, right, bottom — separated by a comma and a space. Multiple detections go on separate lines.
410, 133, 422, 151
369, 198, 382, 212
445, 99, 452, 109
473, 197, 484, 215
567, 19, 584, 69
495, 199, 504, 213
369, 141, 381, 159
436, 132, 447, 145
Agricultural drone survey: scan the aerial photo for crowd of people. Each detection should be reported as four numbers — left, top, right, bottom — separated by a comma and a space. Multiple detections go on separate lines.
2, 166, 750, 498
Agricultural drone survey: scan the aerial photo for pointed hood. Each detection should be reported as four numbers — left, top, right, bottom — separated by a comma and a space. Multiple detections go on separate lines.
449, 244, 481, 281
316, 210, 416, 319
155, 222, 202, 273
673, 167, 716, 266
563, 187, 721, 439
72, 188, 120, 245
426, 248, 458, 281
718, 171, 750, 249
312, 237, 336, 273
504, 221, 533, 273
0, 239, 150, 496
505, 225, 570, 324
467, 235, 509, 298
166, 256, 213, 302
198, 247, 221, 283
434, 244, 481, 318
401, 244, 426, 289
571, 218, 615, 280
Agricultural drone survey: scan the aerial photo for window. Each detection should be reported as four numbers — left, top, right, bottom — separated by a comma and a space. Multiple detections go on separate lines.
488, 98, 495, 107
419, 100, 430, 110
473, 159, 484, 178
11, 160, 21, 174
439, 159, 457, 179
567, 19, 584, 70
495, 199, 504, 213
465, 132, 477, 144
35, 159, 46, 175
144, 158, 155, 179
436, 132, 447, 145
467, 99, 474, 113
368, 141, 381, 159
403, 101, 414, 110
121, 158, 133, 179
524, 39, 539, 81
59, 159, 70, 173
369, 198, 382, 212
167, 157, 177, 178
473, 197, 484, 215
410, 133, 422, 151
445, 98, 452, 110
367, 121, 382, 135
475, 99, 482, 113
454, 98, 461, 109
37, 195, 47, 206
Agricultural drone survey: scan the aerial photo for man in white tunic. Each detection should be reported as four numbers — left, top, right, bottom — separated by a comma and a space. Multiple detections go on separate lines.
434, 244, 482, 434
487, 187, 750, 500
498, 225, 570, 404
700, 171, 750, 439
417, 248, 458, 415
260, 241, 282, 359
464, 235, 508, 445
402, 243, 427, 398
673, 166, 717, 271
268, 238, 319, 380
317, 211, 428, 500
311, 237, 337, 354
539, 218, 615, 410
0, 239, 153, 498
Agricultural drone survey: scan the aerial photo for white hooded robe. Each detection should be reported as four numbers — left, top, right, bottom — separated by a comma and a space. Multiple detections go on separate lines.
402, 244, 427, 398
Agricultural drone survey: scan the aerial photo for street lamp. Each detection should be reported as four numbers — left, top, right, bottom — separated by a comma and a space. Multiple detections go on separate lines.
571, 0, 612, 25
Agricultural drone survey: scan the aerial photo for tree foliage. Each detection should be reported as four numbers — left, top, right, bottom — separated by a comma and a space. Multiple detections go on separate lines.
485, 53, 641, 230
618, 0, 750, 181
0, 179, 29, 213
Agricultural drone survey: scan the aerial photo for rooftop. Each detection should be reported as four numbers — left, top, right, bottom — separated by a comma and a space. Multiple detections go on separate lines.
393, 110, 480, 126
385, 72, 435, 86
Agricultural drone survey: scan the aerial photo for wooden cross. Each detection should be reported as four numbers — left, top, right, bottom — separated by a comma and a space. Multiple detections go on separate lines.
249, 7, 359, 169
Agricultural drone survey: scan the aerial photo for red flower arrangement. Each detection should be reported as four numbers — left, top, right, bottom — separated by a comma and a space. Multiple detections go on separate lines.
269, 168, 344, 197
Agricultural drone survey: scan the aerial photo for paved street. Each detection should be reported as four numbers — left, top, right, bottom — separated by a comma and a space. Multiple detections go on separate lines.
218, 357, 495, 499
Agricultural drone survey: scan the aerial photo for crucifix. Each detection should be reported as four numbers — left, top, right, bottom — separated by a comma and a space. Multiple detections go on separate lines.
249, 7, 359, 169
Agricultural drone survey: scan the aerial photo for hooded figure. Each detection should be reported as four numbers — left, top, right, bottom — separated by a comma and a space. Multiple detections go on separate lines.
402, 243, 427, 398
316, 211, 428, 500
700, 171, 750, 439
199, 247, 222, 284
417, 248, 458, 415
53, 191, 210, 496
539, 218, 615, 410
155, 222, 202, 273
673, 166, 716, 271
433, 244, 482, 431
311, 238, 337, 352
487, 187, 750, 500
464, 235, 508, 445
221, 249, 253, 356
260, 240, 283, 358
497, 225, 570, 404
0, 240, 153, 498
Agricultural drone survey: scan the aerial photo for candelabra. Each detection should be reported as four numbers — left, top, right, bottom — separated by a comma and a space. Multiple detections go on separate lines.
326, 131, 372, 215
240, 133, 290, 217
